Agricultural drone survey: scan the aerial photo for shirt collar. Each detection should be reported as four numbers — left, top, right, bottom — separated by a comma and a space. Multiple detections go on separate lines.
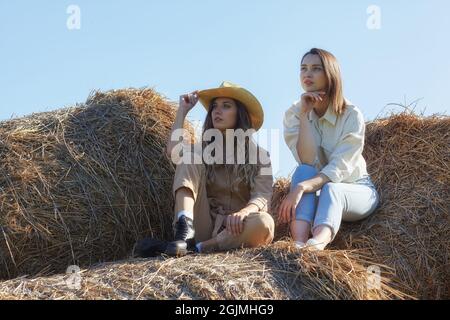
308, 103, 337, 126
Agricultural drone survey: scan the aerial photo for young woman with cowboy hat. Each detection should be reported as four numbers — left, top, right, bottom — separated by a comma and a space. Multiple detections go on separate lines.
136, 81, 274, 257
281, 48, 380, 250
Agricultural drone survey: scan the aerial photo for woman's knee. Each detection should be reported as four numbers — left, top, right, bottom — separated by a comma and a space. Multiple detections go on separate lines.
342, 203, 377, 222
173, 163, 206, 201
175, 162, 206, 179
244, 212, 275, 247
320, 182, 340, 194
248, 212, 274, 234
318, 182, 344, 207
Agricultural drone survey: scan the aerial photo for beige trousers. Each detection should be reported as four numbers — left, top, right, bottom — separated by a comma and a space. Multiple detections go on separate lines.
172, 162, 275, 252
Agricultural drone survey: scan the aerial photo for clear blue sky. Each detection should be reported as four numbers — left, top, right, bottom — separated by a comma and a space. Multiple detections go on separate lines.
1, 0, 448, 178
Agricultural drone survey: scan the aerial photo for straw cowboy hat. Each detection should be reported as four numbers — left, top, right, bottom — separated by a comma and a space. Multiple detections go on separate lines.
197, 81, 264, 131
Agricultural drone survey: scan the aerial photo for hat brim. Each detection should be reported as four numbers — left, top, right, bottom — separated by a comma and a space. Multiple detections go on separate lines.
197, 87, 264, 131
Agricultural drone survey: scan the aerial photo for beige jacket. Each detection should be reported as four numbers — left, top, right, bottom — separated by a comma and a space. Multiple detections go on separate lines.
283, 99, 369, 183
171, 138, 273, 214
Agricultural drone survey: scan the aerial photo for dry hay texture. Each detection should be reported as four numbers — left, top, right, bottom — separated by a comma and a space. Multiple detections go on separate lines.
0, 242, 407, 300
272, 111, 450, 299
0, 88, 448, 300
0, 89, 193, 279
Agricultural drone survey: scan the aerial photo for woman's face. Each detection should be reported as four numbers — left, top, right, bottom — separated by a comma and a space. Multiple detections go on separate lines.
300, 54, 328, 92
211, 97, 238, 132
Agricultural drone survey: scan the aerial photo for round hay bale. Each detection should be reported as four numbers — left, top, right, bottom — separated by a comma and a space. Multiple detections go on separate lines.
271, 111, 450, 299
0, 242, 407, 300
0, 88, 193, 279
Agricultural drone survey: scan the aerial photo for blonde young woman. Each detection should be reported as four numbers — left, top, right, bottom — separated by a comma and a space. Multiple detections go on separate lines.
136, 82, 274, 257
280, 48, 380, 250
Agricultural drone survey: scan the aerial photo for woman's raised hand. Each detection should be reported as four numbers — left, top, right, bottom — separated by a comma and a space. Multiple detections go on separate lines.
300, 91, 326, 115
179, 91, 199, 115
166, 91, 199, 158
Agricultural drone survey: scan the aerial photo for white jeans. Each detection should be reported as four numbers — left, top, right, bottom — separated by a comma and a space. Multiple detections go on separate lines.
292, 164, 380, 240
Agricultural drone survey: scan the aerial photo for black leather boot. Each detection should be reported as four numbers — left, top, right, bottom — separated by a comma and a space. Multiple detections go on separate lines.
165, 215, 195, 257
134, 237, 168, 258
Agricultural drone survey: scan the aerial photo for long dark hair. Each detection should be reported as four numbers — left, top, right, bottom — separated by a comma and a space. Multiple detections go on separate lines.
202, 98, 261, 190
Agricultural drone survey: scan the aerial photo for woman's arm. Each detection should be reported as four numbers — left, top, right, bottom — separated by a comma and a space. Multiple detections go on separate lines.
237, 203, 260, 215
166, 108, 189, 158
297, 112, 317, 165
295, 92, 325, 165
297, 173, 331, 193
165, 91, 199, 159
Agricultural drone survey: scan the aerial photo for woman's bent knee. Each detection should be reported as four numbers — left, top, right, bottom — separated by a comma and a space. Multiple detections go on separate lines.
244, 212, 275, 247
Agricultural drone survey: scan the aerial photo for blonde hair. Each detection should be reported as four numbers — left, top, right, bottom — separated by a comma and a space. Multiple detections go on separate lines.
301, 48, 347, 115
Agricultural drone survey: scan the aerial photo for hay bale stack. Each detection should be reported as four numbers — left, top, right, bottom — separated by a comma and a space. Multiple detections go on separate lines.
271, 112, 450, 299
0, 242, 407, 300
0, 88, 192, 279
271, 178, 291, 240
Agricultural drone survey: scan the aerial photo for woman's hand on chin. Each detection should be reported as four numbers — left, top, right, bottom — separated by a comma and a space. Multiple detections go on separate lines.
299, 91, 326, 115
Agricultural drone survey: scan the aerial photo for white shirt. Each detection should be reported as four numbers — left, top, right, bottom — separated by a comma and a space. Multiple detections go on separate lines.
283, 99, 369, 183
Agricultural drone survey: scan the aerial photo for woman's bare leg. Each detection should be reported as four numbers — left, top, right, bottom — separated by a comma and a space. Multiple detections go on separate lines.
290, 220, 311, 243
174, 187, 194, 214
